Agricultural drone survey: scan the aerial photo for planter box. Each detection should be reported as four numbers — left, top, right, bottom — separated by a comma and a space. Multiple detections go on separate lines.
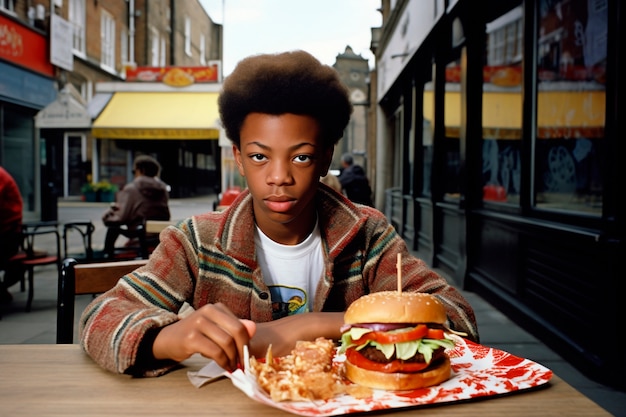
83, 191, 97, 202
99, 191, 115, 202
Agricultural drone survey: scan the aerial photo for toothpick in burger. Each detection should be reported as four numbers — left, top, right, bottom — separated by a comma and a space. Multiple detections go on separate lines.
339, 291, 458, 390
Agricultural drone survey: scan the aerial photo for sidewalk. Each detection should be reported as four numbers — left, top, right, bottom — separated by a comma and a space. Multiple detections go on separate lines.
1, 196, 624, 416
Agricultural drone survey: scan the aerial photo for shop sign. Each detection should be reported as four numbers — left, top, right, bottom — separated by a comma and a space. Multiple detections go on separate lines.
35, 85, 91, 129
125, 62, 221, 86
50, 14, 73, 72
0, 14, 54, 77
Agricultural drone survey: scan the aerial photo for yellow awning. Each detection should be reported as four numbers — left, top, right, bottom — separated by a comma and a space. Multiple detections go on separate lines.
92, 92, 221, 139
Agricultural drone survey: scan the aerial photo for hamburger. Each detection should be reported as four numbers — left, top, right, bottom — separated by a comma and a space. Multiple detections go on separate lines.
339, 291, 456, 390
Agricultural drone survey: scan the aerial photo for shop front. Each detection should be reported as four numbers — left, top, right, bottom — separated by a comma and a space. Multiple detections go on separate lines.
90, 69, 222, 198
0, 13, 57, 220
374, 0, 624, 389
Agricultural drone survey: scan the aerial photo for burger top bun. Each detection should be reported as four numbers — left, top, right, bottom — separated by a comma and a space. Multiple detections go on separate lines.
344, 291, 447, 325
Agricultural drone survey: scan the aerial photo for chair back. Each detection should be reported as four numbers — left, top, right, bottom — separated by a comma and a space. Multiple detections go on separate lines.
57, 257, 148, 344
63, 221, 96, 261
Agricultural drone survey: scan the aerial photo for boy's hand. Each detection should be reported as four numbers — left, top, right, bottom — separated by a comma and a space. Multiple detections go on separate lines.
152, 303, 256, 371
248, 312, 344, 358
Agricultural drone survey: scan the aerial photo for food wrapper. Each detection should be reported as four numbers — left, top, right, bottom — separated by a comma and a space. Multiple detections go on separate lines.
188, 335, 553, 416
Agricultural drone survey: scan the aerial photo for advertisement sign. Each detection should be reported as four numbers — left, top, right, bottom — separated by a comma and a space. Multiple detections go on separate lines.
0, 14, 54, 76
125, 62, 221, 85
50, 13, 73, 71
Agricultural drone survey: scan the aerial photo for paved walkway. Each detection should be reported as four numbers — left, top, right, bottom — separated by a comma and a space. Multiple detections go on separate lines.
1, 196, 624, 416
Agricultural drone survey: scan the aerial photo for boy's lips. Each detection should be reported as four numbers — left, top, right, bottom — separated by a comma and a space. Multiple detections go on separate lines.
264, 196, 295, 213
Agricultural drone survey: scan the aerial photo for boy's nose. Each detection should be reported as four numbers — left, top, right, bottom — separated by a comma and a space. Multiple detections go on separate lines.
266, 161, 294, 185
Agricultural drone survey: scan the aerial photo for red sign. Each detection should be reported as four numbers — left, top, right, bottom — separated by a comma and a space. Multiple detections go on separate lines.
0, 14, 54, 76
125, 64, 220, 86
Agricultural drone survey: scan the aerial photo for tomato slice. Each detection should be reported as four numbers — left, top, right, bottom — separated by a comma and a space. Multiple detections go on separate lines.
353, 324, 428, 345
346, 348, 429, 373
426, 328, 445, 339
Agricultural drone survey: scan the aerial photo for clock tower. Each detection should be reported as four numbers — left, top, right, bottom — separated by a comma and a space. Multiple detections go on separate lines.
333, 46, 370, 171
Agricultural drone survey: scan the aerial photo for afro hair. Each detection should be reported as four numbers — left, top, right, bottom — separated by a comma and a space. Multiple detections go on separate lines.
218, 50, 353, 149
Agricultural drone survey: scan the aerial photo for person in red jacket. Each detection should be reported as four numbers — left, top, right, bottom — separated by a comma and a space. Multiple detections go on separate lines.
0, 166, 23, 303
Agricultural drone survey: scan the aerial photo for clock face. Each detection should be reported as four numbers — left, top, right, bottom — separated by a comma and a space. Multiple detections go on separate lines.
350, 89, 366, 102
350, 71, 360, 81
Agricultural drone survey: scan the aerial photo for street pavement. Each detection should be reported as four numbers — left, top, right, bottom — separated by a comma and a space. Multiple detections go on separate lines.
1, 195, 625, 416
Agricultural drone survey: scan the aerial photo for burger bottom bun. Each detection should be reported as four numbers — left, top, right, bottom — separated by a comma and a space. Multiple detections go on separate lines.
344, 356, 451, 391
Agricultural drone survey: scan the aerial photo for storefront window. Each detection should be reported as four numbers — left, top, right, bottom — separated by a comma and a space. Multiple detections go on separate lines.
1, 105, 35, 211
535, 0, 606, 215
422, 81, 434, 197
482, 6, 524, 205
443, 61, 461, 200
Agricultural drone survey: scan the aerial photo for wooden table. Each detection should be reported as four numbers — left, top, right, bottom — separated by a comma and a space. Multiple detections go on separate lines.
0, 345, 611, 416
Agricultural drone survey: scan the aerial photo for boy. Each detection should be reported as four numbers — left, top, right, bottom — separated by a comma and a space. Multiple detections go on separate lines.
80, 50, 478, 376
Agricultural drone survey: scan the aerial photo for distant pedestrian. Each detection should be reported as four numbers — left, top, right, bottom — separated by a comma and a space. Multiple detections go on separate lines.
101, 155, 170, 257
0, 166, 23, 303
338, 153, 373, 206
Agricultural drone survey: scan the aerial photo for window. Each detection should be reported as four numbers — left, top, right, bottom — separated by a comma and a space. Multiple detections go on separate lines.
151, 28, 160, 66
120, 28, 128, 66
160, 38, 166, 67
184, 17, 191, 56
442, 60, 462, 200
0, 0, 14, 12
100, 11, 115, 70
422, 79, 434, 197
482, 6, 524, 205
200, 35, 206, 65
534, 0, 606, 215
69, 0, 86, 55
486, 7, 523, 66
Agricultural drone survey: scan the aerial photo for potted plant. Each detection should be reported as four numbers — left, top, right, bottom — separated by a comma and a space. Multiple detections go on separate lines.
81, 183, 97, 202
95, 180, 118, 203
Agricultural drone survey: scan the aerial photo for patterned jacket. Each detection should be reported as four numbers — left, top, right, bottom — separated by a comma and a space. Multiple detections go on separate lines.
79, 185, 478, 375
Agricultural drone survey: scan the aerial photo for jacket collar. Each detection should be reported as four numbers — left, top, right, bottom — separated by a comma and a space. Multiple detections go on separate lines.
215, 184, 368, 267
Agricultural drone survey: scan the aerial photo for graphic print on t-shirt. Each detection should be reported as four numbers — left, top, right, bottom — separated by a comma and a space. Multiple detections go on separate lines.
268, 285, 308, 320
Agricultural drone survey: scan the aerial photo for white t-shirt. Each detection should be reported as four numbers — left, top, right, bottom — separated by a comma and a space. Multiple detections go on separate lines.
254, 220, 324, 318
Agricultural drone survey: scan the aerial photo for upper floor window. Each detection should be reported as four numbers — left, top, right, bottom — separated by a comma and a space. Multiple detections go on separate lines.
101, 11, 115, 70
151, 27, 160, 66
184, 17, 191, 56
120, 28, 129, 66
69, 0, 86, 55
160, 38, 166, 66
200, 35, 206, 65
0, 0, 15, 13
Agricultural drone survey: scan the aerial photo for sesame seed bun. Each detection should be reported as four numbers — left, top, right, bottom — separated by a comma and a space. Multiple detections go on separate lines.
344, 291, 447, 325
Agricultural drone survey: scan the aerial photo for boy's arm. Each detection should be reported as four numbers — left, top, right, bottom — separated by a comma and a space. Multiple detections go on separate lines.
249, 312, 344, 358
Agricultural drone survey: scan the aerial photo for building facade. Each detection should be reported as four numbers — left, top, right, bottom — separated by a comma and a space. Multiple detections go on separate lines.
369, 0, 624, 389
0, 0, 222, 222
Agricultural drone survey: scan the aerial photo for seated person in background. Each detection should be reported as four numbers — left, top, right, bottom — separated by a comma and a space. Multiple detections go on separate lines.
338, 153, 373, 206
101, 155, 170, 257
80, 50, 478, 376
0, 166, 23, 303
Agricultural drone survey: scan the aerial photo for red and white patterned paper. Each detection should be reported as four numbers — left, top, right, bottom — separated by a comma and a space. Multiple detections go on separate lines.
225, 335, 553, 416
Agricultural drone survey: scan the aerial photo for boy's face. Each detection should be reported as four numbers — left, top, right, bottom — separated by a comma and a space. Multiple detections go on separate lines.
233, 112, 332, 244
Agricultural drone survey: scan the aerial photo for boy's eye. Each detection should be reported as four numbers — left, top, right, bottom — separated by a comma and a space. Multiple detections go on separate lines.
293, 155, 312, 163
250, 154, 266, 162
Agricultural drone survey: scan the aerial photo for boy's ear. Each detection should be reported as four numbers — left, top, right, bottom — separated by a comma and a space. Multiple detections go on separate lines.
233, 145, 245, 176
